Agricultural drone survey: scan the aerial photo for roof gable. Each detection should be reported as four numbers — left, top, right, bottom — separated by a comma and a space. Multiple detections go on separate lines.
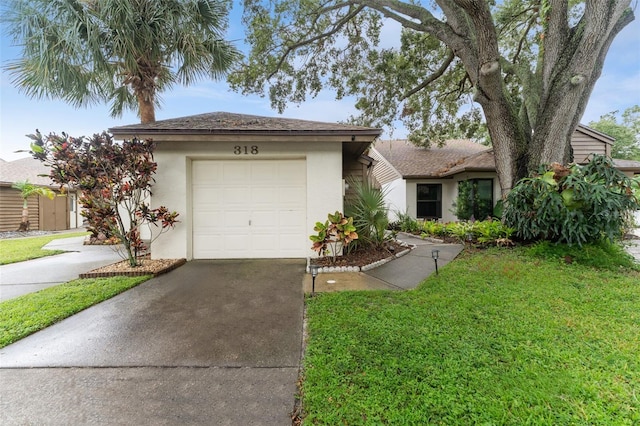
0, 157, 54, 186
372, 139, 490, 178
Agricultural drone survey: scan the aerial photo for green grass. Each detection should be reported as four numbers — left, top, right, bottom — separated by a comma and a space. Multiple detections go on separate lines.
302, 246, 640, 425
0, 275, 150, 348
0, 232, 89, 265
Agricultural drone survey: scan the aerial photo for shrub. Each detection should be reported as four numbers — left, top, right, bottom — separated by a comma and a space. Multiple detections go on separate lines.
505, 155, 639, 245
309, 211, 358, 263
345, 179, 390, 248
28, 130, 179, 266
391, 210, 420, 233
421, 220, 445, 236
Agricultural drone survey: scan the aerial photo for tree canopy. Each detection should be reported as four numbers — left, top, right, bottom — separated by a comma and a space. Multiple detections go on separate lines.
589, 106, 640, 161
231, 0, 635, 195
3, 0, 240, 123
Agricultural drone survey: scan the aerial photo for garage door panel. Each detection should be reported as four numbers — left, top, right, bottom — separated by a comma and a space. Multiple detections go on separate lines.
251, 187, 279, 204
280, 187, 306, 204
192, 159, 307, 259
193, 162, 221, 181
193, 211, 224, 228
222, 162, 251, 183
224, 234, 250, 251
279, 209, 306, 227
224, 210, 250, 228
192, 186, 222, 204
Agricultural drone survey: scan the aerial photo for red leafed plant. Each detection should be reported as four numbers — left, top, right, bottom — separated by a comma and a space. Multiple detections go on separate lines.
28, 130, 179, 267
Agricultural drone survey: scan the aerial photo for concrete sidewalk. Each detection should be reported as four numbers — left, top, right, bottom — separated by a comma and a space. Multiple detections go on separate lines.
0, 236, 123, 301
0, 259, 305, 425
303, 233, 464, 293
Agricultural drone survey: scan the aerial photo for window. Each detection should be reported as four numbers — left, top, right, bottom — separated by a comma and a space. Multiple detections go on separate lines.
456, 179, 494, 220
417, 184, 442, 219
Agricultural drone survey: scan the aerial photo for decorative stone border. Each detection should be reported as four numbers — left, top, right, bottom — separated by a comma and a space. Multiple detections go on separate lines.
307, 242, 414, 273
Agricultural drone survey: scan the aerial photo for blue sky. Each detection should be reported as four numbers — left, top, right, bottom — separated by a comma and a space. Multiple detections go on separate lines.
1, 5, 639, 161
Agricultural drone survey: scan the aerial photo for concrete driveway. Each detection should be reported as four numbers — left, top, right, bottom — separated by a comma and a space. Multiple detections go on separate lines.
0, 259, 305, 425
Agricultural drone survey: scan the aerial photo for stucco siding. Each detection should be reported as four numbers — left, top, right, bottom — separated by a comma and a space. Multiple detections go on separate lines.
382, 178, 407, 221
152, 140, 343, 260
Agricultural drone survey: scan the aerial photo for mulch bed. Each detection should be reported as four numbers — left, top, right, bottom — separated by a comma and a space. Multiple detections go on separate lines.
310, 240, 407, 268
80, 257, 186, 278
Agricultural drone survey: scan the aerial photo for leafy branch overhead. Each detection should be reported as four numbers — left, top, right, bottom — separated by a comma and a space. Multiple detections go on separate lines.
232, 0, 634, 196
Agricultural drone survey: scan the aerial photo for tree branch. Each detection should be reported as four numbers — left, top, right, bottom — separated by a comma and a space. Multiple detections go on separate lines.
401, 48, 455, 100
267, 3, 364, 80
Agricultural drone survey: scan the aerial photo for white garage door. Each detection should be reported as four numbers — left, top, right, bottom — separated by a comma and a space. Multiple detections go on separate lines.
192, 159, 307, 259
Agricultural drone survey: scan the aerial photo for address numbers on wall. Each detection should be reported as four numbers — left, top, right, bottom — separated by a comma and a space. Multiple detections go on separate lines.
234, 145, 259, 155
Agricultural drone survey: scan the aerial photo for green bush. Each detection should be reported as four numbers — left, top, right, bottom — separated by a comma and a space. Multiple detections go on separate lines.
309, 211, 358, 262
421, 219, 446, 236
391, 210, 420, 233
505, 155, 639, 245
419, 219, 514, 245
345, 179, 390, 248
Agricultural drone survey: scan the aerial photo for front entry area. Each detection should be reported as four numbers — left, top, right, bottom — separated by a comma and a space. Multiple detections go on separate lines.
191, 159, 308, 259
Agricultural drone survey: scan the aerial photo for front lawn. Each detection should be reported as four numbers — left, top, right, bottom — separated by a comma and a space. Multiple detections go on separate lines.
0, 232, 89, 265
0, 275, 150, 348
301, 246, 640, 424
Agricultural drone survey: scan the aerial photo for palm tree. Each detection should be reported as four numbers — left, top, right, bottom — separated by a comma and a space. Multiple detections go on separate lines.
11, 180, 55, 231
3, 0, 239, 123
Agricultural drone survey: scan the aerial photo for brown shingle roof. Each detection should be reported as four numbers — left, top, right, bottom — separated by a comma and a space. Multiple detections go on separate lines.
109, 111, 381, 136
0, 157, 55, 187
372, 139, 490, 178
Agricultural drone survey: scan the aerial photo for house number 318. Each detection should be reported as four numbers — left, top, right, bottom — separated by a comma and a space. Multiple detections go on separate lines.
234, 145, 259, 155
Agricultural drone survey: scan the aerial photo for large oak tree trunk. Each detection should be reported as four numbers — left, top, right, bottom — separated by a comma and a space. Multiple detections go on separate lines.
526, 0, 634, 171
446, 0, 634, 196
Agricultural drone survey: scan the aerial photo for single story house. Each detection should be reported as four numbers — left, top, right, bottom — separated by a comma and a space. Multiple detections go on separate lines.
109, 112, 381, 260
0, 157, 81, 232
370, 124, 640, 223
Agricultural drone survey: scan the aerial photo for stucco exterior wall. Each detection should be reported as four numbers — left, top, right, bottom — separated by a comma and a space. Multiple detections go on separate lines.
382, 178, 407, 222
151, 140, 343, 260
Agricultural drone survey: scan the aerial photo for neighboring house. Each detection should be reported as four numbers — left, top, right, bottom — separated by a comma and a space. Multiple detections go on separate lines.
0, 157, 81, 231
371, 124, 640, 223
109, 112, 381, 260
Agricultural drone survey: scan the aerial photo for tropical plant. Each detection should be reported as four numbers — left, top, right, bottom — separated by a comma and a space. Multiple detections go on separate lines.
391, 210, 420, 233
3, 0, 239, 123
310, 211, 358, 264
11, 180, 55, 231
345, 179, 390, 248
473, 220, 515, 245
504, 155, 640, 245
444, 221, 475, 243
28, 130, 179, 267
421, 220, 446, 237
231, 0, 634, 196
